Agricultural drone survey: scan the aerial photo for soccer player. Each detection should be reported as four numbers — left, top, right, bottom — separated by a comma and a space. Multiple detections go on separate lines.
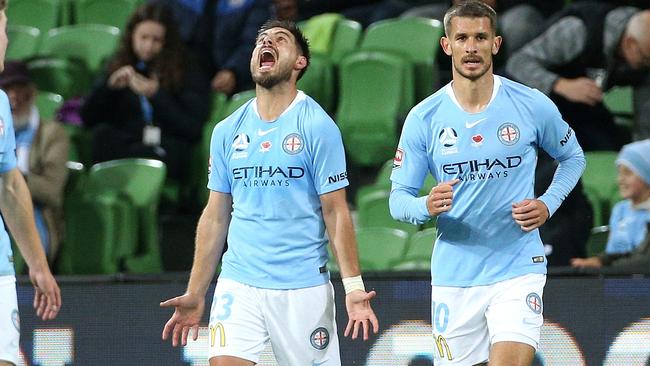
389, 2, 584, 365
160, 20, 378, 365
0, 1, 62, 365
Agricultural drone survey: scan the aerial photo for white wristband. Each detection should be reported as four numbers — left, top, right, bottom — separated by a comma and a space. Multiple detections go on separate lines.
342, 275, 365, 294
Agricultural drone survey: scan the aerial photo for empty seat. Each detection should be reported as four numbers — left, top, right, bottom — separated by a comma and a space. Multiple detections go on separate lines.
337, 50, 413, 166
7, 0, 61, 33
361, 17, 444, 102
6, 24, 41, 60
356, 227, 410, 271
73, 0, 140, 29
38, 24, 120, 75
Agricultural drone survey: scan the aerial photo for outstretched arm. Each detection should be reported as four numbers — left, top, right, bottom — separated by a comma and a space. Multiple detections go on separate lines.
0, 168, 60, 320
321, 188, 379, 341
160, 190, 232, 346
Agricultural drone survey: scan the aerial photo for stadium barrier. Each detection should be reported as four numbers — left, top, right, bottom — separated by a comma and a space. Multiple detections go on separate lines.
16, 270, 650, 365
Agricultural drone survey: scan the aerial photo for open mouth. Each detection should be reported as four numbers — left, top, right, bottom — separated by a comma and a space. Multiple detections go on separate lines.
462, 57, 482, 66
259, 49, 276, 70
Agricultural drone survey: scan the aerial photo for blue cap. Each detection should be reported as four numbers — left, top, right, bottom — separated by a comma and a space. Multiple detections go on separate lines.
616, 139, 650, 185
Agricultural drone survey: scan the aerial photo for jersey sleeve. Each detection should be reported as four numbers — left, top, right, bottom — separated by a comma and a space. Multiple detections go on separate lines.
207, 121, 232, 193
534, 91, 586, 216
604, 202, 626, 254
0, 91, 17, 173
308, 115, 349, 195
390, 108, 430, 190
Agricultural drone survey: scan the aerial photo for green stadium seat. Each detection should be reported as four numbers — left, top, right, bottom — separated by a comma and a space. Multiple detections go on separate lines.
27, 57, 92, 98
391, 258, 430, 271
73, 0, 139, 29
6, 24, 41, 60
35, 91, 63, 121
361, 17, 444, 102
38, 24, 120, 75
329, 19, 363, 65
297, 53, 335, 114
603, 86, 634, 128
7, 0, 61, 33
583, 151, 619, 226
586, 225, 609, 257
337, 50, 413, 166
356, 227, 409, 271
61, 159, 166, 274
356, 189, 419, 235
192, 92, 229, 206
224, 89, 256, 116
404, 227, 437, 261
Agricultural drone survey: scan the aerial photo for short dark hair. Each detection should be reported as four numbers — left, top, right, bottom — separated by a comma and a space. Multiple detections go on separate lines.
443, 1, 497, 36
0, 0, 6, 11
257, 19, 310, 80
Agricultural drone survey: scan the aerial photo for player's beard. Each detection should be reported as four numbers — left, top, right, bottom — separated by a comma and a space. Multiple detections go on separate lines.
454, 57, 492, 81
253, 65, 293, 89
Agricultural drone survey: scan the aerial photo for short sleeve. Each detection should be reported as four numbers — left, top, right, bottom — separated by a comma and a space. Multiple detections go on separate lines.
207, 122, 232, 193
307, 116, 348, 195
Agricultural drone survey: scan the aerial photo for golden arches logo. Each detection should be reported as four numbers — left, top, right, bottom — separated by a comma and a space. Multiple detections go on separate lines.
209, 323, 226, 347
434, 334, 453, 361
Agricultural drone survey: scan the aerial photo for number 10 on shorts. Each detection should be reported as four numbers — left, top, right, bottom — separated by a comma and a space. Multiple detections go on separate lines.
432, 301, 452, 361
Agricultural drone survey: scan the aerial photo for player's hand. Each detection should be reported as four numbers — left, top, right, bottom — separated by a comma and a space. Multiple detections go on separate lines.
29, 266, 61, 321
553, 77, 602, 106
107, 65, 134, 89
160, 293, 205, 347
570, 256, 603, 269
211, 70, 236, 94
511, 199, 549, 232
426, 179, 460, 216
344, 290, 379, 341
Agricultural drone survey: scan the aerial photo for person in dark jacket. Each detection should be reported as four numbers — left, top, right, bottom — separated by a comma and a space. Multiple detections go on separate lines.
81, 3, 210, 180
153, 0, 272, 94
507, 3, 650, 150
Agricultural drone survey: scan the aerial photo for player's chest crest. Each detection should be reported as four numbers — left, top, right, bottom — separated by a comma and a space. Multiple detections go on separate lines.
433, 117, 526, 158
230, 128, 305, 163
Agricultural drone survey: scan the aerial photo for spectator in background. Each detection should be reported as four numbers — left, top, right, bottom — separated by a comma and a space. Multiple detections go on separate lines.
0, 61, 69, 266
572, 139, 650, 269
507, 4, 650, 150
81, 3, 210, 181
153, 0, 272, 94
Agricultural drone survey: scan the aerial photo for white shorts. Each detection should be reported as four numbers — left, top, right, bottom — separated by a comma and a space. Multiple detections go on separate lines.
431, 273, 546, 365
0, 275, 20, 366
207, 279, 340, 365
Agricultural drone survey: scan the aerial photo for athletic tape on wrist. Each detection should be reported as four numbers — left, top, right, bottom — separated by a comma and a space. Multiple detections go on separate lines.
342, 275, 365, 294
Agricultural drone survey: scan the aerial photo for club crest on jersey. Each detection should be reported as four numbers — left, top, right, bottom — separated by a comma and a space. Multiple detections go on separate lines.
526, 293, 542, 314
282, 133, 303, 155
438, 127, 459, 155
0, 118, 4, 136
259, 140, 272, 153
393, 148, 404, 169
471, 134, 484, 147
497, 123, 519, 146
310, 327, 330, 350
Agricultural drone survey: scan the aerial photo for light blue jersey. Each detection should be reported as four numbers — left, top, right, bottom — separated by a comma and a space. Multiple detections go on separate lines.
208, 91, 348, 289
390, 76, 585, 286
0, 91, 17, 276
605, 200, 650, 254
